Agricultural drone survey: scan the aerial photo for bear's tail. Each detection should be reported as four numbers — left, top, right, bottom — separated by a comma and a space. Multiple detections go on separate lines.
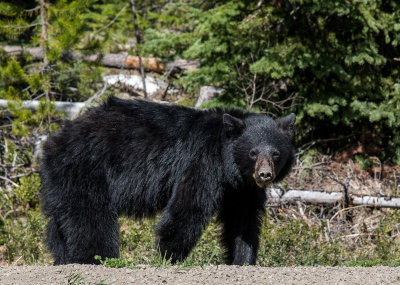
46, 218, 66, 265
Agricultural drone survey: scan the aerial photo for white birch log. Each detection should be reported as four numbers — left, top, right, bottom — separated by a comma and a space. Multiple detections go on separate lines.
350, 195, 400, 208
266, 188, 400, 209
0, 99, 85, 118
267, 189, 344, 205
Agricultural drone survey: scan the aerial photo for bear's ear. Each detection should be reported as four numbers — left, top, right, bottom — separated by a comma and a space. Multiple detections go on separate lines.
277, 113, 296, 138
223, 114, 245, 138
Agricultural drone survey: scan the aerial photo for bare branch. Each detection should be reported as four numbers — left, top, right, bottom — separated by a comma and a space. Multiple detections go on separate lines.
84, 83, 108, 106
1, 23, 40, 29
0, 176, 20, 188
96, 3, 128, 34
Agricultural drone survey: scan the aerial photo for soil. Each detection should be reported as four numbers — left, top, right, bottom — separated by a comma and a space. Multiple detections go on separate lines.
2, 264, 400, 285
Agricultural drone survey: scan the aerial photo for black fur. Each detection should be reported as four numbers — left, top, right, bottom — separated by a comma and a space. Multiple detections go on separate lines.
40, 96, 296, 265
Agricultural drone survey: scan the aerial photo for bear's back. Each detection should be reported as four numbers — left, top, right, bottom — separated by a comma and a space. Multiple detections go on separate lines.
41, 97, 238, 216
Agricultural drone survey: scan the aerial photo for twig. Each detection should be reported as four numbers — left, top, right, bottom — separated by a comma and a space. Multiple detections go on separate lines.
329, 205, 366, 223
84, 83, 108, 106
10, 171, 37, 179
337, 233, 375, 239
162, 82, 171, 100
25, 7, 40, 13
327, 173, 352, 212
292, 162, 328, 170
297, 201, 312, 229
96, 3, 128, 34
297, 134, 355, 156
12, 255, 23, 265
0, 176, 20, 188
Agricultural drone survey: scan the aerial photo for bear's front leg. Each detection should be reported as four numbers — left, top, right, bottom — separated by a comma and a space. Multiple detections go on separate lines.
155, 181, 219, 263
156, 204, 214, 263
220, 187, 266, 265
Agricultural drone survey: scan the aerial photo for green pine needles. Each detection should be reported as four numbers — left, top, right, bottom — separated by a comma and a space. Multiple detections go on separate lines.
0, 0, 399, 161
143, 0, 400, 163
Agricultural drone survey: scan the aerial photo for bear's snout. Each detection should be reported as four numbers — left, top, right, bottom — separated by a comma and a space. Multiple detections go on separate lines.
258, 168, 274, 182
253, 156, 276, 188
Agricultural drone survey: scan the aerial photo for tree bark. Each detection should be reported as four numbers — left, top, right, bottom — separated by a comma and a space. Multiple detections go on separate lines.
129, 0, 147, 98
39, 0, 48, 65
39, 0, 49, 99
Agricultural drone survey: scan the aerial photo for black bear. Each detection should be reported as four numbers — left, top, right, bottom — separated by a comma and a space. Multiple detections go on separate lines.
40, 96, 296, 265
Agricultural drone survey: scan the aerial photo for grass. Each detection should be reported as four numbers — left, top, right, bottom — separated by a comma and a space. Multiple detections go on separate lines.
81, 208, 400, 268
3, 194, 400, 267
2, 184, 400, 267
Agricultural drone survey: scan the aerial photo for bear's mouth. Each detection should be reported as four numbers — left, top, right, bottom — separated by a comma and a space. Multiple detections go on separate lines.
255, 179, 272, 189
253, 174, 273, 189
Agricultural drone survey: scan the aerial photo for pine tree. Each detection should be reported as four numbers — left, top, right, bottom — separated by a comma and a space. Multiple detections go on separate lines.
143, 0, 400, 164
0, 0, 104, 135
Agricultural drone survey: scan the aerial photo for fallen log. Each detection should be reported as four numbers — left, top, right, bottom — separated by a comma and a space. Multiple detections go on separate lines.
1, 45, 199, 74
2, 45, 163, 73
266, 188, 400, 208
351, 195, 400, 208
165, 58, 200, 77
0, 99, 85, 118
267, 189, 343, 205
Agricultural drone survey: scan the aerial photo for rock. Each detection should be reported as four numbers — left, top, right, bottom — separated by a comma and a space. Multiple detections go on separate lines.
195, 86, 225, 108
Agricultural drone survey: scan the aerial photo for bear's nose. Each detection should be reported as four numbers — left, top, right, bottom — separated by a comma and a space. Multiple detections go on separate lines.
258, 168, 273, 182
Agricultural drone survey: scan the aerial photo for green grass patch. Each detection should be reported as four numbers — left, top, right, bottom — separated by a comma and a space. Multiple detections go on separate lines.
3, 205, 400, 267
2, 161, 400, 267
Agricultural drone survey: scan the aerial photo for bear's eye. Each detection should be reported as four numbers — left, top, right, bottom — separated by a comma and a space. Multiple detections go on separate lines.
249, 148, 259, 160
272, 151, 280, 160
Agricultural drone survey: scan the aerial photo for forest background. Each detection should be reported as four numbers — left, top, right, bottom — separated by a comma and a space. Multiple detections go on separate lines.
0, 0, 400, 267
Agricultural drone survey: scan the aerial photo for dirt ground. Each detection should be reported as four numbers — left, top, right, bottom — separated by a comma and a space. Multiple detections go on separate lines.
2, 264, 400, 285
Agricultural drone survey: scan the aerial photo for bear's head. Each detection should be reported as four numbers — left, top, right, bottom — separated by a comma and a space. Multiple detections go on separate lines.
223, 112, 296, 188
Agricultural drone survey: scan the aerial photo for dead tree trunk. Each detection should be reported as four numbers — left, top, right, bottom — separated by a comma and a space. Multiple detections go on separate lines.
129, 0, 147, 98
39, 0, 49, 100
2, 46, 199, 74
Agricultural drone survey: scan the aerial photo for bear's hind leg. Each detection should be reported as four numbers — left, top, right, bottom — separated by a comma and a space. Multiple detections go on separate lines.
46, 218, 66, 265
62, 207, 120, 264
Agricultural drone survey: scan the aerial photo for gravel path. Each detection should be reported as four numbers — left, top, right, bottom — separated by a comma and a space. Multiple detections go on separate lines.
1, 265, 400, 285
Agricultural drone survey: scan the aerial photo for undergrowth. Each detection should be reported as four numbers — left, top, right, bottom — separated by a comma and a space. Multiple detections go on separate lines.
84, 207, 400, 268
2, 188, 400, 267
1, 115, 400, 267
